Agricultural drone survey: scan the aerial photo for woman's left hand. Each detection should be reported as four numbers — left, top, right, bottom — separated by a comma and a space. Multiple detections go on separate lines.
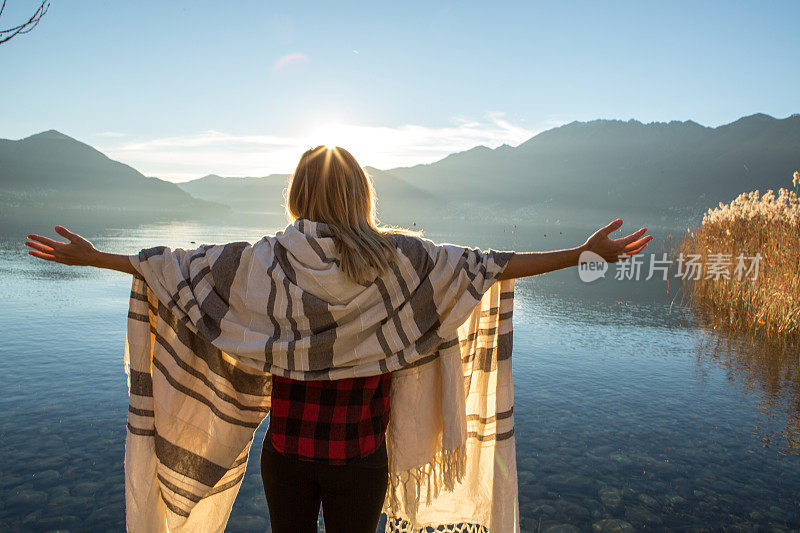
25, 226, 100, 266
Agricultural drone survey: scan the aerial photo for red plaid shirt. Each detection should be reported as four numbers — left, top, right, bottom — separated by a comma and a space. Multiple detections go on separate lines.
266, 372, 392, 465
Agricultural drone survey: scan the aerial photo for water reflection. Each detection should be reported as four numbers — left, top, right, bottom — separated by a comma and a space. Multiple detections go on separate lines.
693, 323, 800, 456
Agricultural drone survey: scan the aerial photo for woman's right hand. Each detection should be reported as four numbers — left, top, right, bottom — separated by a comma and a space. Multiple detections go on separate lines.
25, 226, 101, 266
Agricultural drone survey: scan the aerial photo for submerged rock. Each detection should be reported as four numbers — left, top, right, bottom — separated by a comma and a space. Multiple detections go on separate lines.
554, 500, 591, 520
543, 524, 582, 533
598, 486, 622, 510
636, 493, 658, 506
524, 483, 548, 498
70, 481, 102, 497
592, 518, 636, 532
8, 489, 47, 507
665, 494, 686, 506
233, 514, 267, 531
32, 470, 60, 489
36, 514, 81, 530
625, 505, 662, 526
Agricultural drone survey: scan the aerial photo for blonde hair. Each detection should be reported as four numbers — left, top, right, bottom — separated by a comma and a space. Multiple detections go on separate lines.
285, 145, 420, 284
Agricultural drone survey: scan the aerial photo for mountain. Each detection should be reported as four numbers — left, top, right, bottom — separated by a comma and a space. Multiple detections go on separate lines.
384, 113, 800, 223
4, 114, 798, 230
0, 130, 229, 220
177, 166, 437, 222
177, 173, 290, 214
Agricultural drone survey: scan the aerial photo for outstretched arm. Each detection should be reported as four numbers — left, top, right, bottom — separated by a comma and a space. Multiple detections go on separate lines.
498, 219, 652, 280
25, 226, 138, 276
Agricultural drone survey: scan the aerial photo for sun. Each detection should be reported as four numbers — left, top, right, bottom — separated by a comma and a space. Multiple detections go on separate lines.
306, 123, 382, 161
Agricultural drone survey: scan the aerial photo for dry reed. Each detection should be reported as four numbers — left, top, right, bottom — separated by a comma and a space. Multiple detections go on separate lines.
679, 171, 800, 346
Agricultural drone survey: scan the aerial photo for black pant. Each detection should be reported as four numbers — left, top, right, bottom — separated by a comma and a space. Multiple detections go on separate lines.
260, 435, 389, 533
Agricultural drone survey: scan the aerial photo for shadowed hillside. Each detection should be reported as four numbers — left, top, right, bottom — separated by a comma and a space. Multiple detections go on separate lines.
3, 114, 798, 231
0, 130, 229, 223
383, 113, 800, 225
177, 166, 438, 222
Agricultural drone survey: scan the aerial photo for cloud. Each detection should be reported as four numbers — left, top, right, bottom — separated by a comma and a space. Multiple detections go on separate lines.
272, 52, 308, 72
97, 114, 538, 182
94, 131, 126, 138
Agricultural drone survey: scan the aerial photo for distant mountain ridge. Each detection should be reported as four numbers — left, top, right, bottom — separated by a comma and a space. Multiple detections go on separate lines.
176, 166, 436, 220
0, 130, 228, 219
380, 113, 800, 214
177, 113, 799, 227
2, 113, 798, 228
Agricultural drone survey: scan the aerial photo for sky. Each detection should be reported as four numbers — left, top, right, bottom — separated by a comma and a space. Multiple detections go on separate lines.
1, 0, 798, 181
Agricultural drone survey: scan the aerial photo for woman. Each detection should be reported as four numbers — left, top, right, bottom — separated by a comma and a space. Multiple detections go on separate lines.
25, 146, 651, 533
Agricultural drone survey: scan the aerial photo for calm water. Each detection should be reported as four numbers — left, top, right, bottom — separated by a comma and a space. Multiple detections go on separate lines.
1, 216, 799, 532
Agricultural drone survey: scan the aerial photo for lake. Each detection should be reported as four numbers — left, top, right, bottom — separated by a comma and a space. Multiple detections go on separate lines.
1, 214, 798, 531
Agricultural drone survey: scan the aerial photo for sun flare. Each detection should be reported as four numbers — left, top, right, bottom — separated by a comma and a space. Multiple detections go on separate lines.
306, 123, 382, 159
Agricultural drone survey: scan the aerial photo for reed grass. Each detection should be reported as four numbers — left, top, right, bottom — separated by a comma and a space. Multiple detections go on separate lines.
679, 171, 800, 346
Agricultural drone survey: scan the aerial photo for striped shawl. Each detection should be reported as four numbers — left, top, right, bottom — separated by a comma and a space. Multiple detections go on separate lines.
123, 218, 519, 532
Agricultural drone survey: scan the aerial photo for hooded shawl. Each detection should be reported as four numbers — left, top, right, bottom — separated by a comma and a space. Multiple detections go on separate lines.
123, 218, 519, 532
